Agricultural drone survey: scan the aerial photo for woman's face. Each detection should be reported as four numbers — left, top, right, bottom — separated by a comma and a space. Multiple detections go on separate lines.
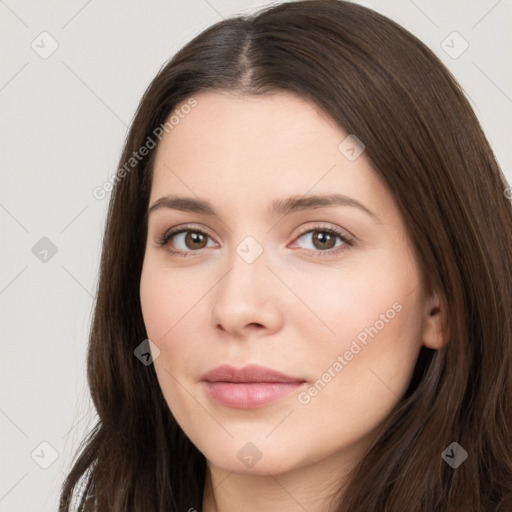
140, 90, 438, 478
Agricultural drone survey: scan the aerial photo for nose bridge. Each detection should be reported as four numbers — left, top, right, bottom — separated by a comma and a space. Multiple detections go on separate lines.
220, 233, 270, 298
234, 234, 266, 267
210, 231, 279, 333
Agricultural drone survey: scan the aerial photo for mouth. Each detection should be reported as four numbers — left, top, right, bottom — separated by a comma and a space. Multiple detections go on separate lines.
201, 364, 307, 409
203, 381, 306, 409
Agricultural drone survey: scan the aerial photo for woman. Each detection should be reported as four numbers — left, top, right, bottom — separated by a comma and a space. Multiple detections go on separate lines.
59, 0, 512, 510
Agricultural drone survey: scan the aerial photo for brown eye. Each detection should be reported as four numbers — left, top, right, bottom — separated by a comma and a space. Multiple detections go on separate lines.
159, 227, 216, 256
311, 231, 337, 250
184, 231, 208, 250
292, 225, 354, 258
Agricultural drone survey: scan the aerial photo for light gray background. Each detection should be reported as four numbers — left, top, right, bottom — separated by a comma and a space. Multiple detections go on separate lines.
1, 1, 511, 510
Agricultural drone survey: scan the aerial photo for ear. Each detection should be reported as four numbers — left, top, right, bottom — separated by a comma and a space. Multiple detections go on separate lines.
421, 292, 448, 350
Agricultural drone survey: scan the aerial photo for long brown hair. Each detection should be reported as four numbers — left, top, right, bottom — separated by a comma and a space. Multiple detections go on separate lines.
59, 1, 512, 510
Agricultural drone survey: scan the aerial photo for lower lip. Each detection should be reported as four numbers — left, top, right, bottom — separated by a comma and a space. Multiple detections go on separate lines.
204, 381, 305, 408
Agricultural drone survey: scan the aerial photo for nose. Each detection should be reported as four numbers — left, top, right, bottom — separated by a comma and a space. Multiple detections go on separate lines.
210, 241, 283, 339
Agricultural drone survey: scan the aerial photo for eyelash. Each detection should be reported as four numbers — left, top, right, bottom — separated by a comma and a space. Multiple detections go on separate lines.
157, 223, 354, 258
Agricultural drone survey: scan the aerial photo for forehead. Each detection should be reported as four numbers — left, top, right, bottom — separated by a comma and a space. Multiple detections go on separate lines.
155, 90, 342, 160
149, 90, 390, 220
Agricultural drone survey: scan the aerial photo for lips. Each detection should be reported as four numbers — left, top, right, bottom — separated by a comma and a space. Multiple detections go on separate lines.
201, 364, 306, 384
201, 364, 307, 409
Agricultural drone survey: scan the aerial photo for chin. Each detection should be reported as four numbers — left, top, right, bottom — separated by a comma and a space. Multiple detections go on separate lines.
201, 438, 305, 476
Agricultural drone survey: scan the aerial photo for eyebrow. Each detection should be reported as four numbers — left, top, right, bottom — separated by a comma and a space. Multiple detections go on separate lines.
148, 193, 381, 222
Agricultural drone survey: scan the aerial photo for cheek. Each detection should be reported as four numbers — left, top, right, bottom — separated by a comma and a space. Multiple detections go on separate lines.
140, 261, 199, 341
139, 263, 209, 377
139, 265, 203, 413
291, 250, 424, 399
291, 283, 423, 458
139, 271, 172, 343
290, 261, 408, 352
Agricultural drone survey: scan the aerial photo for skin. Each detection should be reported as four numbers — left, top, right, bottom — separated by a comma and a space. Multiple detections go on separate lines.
139, 90, 445, 511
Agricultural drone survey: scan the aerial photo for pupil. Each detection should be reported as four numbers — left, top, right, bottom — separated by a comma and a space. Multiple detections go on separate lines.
315, 231, 334, 249
187, 232, 205, 249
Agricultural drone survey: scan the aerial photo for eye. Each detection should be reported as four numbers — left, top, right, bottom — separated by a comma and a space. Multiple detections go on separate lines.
157, 224, 217, 257
157, 223, 354, 258
291, 224, 354, 257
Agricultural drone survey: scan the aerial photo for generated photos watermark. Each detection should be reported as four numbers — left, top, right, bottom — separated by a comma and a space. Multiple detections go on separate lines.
298, 301, 403, 405
92, 97, 198, 200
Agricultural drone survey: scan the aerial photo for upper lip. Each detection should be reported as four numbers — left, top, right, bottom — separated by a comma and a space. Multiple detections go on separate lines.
201, 364, 306, 383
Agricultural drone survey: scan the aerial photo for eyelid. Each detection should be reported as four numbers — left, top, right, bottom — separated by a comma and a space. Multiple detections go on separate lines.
292, 222, 354, 241
158, 223, 219, 246
163, 222, 214, 235
159, 222, 353, 241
